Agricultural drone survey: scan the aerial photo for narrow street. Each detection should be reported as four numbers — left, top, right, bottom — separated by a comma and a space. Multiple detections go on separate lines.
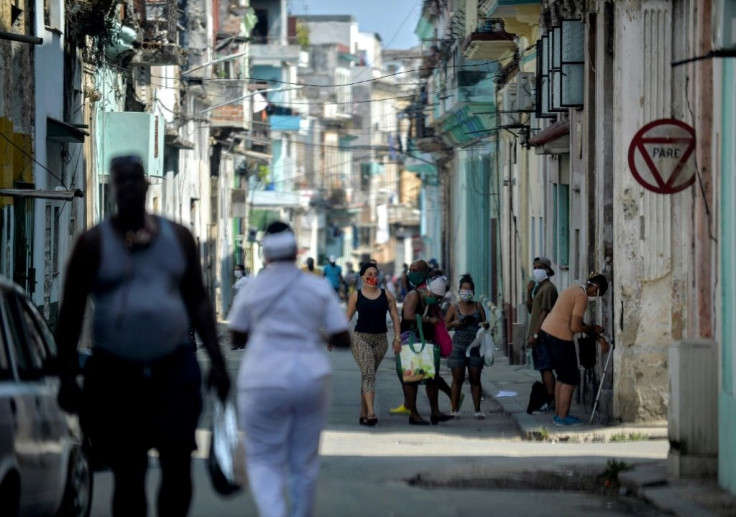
88, 323, 670, 516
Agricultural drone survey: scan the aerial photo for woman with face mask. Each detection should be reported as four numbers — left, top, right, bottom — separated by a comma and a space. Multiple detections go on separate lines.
444, 274, 490, 419
345, 262, 402, 426
233, 264, 248, 294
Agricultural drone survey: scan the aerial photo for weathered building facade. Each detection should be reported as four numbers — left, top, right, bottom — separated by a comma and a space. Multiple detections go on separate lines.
410, 0, 735, 495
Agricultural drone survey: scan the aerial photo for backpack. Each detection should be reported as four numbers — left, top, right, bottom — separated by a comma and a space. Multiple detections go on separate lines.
526, 381, 548, 414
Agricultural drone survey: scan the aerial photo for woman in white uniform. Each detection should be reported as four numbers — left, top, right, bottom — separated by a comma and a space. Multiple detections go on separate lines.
228, 221, 350, 517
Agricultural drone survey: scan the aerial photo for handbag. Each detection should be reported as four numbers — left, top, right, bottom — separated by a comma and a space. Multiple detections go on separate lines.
395, 314, 440, 383
207, 397, 247, 496
431, 306, 453, 358
577, 333, 597, 369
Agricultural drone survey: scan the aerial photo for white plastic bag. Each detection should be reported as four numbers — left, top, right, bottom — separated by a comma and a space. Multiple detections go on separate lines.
208, 398, 247, 495
466, 327, 495, 367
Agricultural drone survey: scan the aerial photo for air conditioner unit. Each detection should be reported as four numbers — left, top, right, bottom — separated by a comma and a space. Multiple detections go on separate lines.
516, 72, 535, 111
715, 0, 736, 48
500, 87, 519, 127
101, 112, 165, 177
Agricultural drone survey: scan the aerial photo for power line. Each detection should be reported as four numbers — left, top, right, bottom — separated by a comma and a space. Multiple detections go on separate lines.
0, 132, 67, 187
382, 0, 422, 49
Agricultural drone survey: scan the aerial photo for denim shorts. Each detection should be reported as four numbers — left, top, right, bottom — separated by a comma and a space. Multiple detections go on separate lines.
540, 331, 580, 386
447, 345, 484, 369
531, 338, 553, 372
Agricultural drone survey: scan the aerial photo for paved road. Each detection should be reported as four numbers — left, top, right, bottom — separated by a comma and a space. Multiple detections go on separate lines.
89, 324, 669, 516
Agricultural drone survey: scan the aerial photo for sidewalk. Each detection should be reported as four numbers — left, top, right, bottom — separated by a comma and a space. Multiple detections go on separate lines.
483, 354, 667, 442
486, 352, 736, 517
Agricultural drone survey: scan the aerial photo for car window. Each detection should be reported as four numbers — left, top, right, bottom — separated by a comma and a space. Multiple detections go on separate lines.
18, 295, 58, 359
4, 292, 49, 380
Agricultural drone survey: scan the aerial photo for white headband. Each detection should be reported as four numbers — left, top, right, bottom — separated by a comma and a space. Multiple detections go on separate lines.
262, 230, 297, 260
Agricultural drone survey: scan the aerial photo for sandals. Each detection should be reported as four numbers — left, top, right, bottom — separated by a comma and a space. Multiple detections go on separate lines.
359, 415, 379, 427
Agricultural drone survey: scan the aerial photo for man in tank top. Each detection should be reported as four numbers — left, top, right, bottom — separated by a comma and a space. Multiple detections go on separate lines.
56, 155, 231, 516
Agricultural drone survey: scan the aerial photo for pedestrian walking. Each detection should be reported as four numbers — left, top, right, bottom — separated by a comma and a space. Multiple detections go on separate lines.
301, 256, 322, 276
540, 272, 610, 426
525, 257, 558, 411
344, 261, 357, 295
345, 262, 401, 426
396, 259, 454, 426
399, 263, 409, 301
233, 264, 248, 297
444, 274, 490, 419
55, 154, 231, 516
323, 255, 344, 298
228, 221, 350, 517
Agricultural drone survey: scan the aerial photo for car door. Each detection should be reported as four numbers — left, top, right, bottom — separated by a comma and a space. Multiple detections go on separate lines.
16, 294, 67, 501
2, 291, 63, 514
0, 294, 19, 503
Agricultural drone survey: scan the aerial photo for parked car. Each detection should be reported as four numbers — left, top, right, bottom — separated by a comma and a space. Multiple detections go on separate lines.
0, 277, 92, 516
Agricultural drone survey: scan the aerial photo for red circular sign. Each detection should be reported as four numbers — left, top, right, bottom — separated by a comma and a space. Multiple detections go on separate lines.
627, 119, 696, 194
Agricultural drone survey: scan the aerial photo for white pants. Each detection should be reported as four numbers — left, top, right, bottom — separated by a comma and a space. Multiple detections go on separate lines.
238, 374, 331, 517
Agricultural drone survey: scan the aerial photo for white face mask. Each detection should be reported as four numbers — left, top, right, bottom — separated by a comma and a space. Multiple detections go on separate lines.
587, 285, 598, 302
532, 269, 548, 283
234, 270, 243, 279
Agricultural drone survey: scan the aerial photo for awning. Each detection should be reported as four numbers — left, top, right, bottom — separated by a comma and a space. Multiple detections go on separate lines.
241, 149, 272, 162
528, 120, 570, 146
0, 189, 83, 200
47, 118, 88, 143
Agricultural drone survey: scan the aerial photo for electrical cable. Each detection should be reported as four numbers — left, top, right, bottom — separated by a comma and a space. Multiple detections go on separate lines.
0, 132, 67, 187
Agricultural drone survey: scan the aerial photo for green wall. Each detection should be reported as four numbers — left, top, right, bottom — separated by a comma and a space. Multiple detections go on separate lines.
720, 57, 736, 496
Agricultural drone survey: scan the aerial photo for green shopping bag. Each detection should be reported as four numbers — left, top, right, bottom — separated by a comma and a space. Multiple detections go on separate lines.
395, 314, 441, 383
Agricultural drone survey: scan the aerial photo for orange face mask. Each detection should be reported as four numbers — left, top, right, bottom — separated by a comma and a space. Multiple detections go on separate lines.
364, 276, 378, 286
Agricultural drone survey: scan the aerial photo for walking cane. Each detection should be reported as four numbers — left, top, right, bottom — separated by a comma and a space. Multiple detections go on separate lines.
589, 339, 614, 425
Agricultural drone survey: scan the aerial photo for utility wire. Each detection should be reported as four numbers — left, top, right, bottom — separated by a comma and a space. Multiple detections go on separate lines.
0, 132, 67, 187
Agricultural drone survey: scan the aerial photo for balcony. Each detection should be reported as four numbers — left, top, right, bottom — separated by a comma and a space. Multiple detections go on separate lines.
418, 47, 441, 79
249, 43, 306, 67
322, 103, 352, 126
387, 204, 421, 227
432, 68, 497, 147
462, 20, 517, 62
269, 115, 302, 133
482, 1, 541, 41
247, 121, 271, 147
203, 80, 249, 129
126, 0, 184, 66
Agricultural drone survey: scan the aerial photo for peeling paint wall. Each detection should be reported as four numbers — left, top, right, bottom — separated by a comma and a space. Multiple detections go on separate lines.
611, 0, 697, 422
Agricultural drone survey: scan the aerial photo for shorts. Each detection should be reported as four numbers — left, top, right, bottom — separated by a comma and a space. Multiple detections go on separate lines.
81, 347, 203, 463
447, 345, 484, 369
531, 338, 553, 371
541, 331, 580, 386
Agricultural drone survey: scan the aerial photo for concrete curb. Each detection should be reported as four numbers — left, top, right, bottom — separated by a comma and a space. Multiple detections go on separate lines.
484, 362, 668, 443
484, 355, 736, 517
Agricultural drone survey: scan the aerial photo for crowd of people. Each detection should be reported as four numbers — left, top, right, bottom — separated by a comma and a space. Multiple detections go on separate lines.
54, 155, 609, 517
